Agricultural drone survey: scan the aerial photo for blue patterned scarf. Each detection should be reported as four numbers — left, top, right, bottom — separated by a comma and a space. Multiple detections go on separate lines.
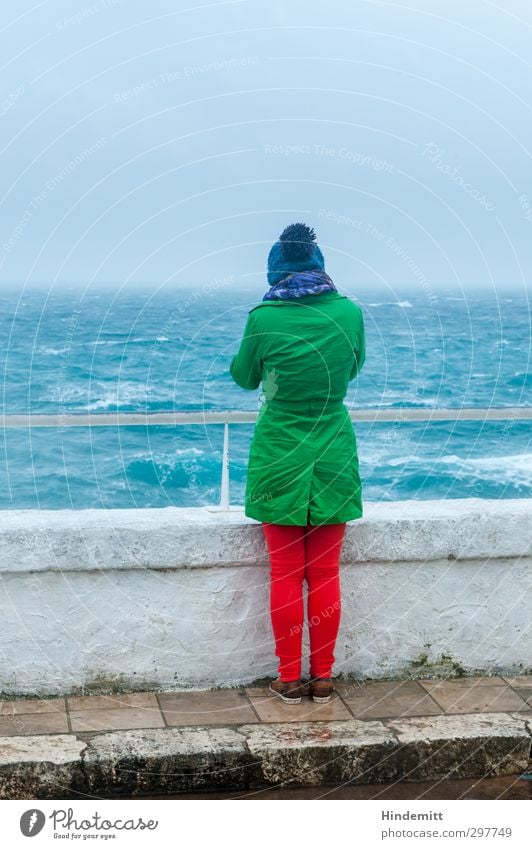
263, 270, 337, 301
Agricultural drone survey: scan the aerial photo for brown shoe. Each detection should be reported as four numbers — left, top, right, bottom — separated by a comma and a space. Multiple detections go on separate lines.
269, 678, 303, 704
308, 678, 334, 704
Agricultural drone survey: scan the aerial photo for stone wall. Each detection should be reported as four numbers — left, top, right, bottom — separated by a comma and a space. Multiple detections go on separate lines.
0, 498, 530, 695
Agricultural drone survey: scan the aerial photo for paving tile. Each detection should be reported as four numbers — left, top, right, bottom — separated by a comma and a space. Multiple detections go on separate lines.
419, 676, 507, 690
503, 682, 532, 705
503, 675, 532, 705
67, 693, 158, 711
337, 680, 442, 719
0, 697, 66, 717
518, 690, 532, 706
69, 706, 165, 733
158, 689, 258, 726
338, 679, 428, 699
245, 687, 352, 723
503, 675, 532, 688
421, 682, 530, 714
0, 711, 69, 736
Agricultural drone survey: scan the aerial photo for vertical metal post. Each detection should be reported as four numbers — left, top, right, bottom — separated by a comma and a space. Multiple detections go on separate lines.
220, 421, 230, 509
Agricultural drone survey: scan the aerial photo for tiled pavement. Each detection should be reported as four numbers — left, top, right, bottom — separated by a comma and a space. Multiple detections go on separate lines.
1, 676, 532, 738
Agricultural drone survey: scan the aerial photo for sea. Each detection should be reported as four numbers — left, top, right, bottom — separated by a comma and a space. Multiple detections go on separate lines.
0, 285, 530, 509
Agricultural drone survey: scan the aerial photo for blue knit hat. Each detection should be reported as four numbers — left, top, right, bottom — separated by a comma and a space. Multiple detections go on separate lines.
267, 223, 325, 286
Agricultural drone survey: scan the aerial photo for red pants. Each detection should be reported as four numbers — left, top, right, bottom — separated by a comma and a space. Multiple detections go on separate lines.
261, 522, 346, 682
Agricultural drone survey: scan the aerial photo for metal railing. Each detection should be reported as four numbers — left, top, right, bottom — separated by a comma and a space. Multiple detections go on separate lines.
1, 406, 530, 510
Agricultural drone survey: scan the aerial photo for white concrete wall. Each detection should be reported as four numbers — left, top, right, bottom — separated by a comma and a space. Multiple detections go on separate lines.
0, 498, 531, 695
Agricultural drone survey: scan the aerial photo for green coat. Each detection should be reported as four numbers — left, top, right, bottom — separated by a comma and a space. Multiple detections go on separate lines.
230, 291, 366, 525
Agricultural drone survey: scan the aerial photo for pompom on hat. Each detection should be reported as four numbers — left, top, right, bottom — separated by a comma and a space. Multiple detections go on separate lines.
267, 223, 325, 286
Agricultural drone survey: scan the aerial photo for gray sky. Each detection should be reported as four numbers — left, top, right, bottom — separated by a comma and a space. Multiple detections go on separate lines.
1, 0, 531, 293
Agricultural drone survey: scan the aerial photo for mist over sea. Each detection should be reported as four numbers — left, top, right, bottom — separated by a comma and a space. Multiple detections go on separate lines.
1, 285, 530, 509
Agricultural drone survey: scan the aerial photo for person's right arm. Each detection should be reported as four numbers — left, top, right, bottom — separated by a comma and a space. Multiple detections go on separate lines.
230, 312, 263, 390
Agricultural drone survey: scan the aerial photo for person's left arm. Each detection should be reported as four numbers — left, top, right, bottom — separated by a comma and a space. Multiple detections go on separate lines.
349, 308, 366, 380
230, 311, 263, 390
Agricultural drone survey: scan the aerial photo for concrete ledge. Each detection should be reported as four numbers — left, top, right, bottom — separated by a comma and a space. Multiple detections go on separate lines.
0, 735, 87, 799
0, 499, 530, 573
1, 713, 530, 798
1, 498, 531, 693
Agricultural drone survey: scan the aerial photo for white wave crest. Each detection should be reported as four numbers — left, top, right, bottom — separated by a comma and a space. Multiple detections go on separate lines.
440, 452, 532, 485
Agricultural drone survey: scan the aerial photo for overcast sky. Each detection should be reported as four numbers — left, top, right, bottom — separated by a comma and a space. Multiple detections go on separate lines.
1, 0, 531, 293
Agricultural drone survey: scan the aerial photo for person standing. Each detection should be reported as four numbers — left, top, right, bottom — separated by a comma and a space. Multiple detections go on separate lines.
230, 224, 366, 704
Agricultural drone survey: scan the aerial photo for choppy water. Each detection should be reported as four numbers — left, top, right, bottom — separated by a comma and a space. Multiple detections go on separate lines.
0, 286, 530, 509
